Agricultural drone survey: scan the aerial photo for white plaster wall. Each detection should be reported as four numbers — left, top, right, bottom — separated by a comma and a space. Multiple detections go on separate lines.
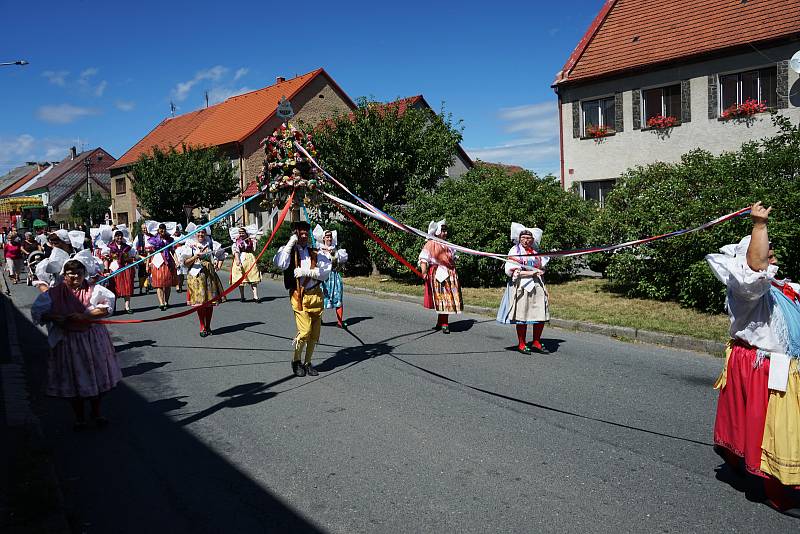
559, 42, 800, 190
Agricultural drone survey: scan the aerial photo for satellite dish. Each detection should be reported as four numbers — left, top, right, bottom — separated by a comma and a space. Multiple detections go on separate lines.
791, 50, 800, 74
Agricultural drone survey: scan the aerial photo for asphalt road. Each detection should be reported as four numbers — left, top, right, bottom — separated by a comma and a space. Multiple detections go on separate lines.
7, 278, 798, 533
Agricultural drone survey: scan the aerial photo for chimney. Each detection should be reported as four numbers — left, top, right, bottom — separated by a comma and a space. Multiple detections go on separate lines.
276, 76, 286, 84
70, 146, 77, 160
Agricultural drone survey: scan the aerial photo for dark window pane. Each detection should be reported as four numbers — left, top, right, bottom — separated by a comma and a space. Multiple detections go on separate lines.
602, 97, 615, 129
582, 179, 616, 206
741, 70, 759, 103
643, 88, 662, 121
664, 84, 682, 119
759, 67, 777, 108
583, 100, 600, 131
720, 74, 738, 110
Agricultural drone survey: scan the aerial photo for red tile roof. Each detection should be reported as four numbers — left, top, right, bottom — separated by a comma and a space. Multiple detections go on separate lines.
112, 68, 353, 169
554, 0, 800, 85
241, 180, 260, 198
0, 167, 41, 196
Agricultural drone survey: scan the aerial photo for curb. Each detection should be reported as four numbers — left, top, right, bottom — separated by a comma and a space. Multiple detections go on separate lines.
344, 283, 727, 356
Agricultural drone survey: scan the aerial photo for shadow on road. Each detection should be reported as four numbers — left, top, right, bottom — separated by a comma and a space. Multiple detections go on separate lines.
211, 321, 264, 335
121, 360, 170, 377
447, 318, 477, 332
316, 342, 393, 372
4, 294, 323, 533
115, 339, 157, 352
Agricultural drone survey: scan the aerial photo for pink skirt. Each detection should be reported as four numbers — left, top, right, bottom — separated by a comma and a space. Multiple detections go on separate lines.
47, 325, 121, 398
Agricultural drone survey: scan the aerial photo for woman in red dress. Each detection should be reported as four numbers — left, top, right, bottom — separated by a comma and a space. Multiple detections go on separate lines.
108, 230, 135, 314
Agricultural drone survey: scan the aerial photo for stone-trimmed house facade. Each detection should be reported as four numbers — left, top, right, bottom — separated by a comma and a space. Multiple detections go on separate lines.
553, 0, 800, 205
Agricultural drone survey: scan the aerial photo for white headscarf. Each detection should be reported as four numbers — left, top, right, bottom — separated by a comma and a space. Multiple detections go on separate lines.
427, 219, 446, 238
67, 230, 85, 251
510, 223, 542, 246
229, 224, 259, 241
313, 224, 337, 248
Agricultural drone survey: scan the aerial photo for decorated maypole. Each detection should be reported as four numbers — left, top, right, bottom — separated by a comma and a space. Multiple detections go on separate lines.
258, 96, 325, 224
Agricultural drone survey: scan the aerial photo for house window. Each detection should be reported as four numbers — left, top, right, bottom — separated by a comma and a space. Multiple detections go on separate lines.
642, 84, 681, 124
719, 67, 777, 111
115, 177, 126, 195
582, 97, 615, 136
580, 179, 616, 206
117, 212, 129, 225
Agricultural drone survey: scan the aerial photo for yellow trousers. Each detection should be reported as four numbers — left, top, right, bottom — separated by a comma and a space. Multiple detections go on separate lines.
291, 287, 323, 363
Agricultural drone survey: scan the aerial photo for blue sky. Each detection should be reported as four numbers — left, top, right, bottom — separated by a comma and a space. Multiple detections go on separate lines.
0, 0, 602, 178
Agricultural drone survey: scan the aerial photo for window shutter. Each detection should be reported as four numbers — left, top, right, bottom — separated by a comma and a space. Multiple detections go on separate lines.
707, 75, 718, 119
681, 80, 691, 123
614, 92, 624, 132
632, 89, 641, 130
572, 102, 580, 138
777, 60, 789, 109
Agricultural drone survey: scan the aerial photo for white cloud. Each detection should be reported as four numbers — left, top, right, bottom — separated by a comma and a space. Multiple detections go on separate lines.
80, 67, 98, 80
0, 134, 78, 170
173, 65, 229, 102
115, 100, 135, 111
233, 67, 249, 81
208, 85, 253, 105
95, 80, 108, 97
42, 70, 69, 86
497, 101, 559, 140
36, 104, 99, 124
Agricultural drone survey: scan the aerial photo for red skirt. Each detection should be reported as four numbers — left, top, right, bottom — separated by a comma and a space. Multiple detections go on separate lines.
714, 342, 771, 477
111, 266, 135, 297
149, 261, 175, 288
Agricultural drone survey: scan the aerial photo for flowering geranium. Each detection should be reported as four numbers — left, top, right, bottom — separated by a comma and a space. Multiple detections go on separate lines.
646, 115, 678, 129
585, 124, 611, 139
720, 98, 768, 121
258, 123, 325, 209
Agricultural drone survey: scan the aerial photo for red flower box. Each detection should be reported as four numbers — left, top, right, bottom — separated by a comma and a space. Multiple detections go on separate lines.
720, 98, 768, 121
586, 124, 611, 138
646, 115, 678, 129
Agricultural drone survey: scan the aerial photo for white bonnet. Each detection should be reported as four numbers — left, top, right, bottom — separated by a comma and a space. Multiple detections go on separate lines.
510, 223, 542, 246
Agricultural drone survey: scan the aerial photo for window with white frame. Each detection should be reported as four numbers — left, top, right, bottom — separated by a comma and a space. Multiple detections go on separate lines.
642, 84, 681, 124
581, 179, 616, 206
582, 97, 615, 136
719, 67, 777, 112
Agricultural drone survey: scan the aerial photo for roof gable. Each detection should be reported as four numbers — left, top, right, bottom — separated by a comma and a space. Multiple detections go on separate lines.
555, 0, 800, 85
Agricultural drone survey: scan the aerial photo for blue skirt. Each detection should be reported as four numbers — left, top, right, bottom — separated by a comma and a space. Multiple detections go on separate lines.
322, 271, 343, 309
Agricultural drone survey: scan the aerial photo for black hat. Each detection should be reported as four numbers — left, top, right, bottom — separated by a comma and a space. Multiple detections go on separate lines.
291, 221, 311, 231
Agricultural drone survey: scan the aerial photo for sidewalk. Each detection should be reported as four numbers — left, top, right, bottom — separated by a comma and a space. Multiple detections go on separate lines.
0, 286, 70, 533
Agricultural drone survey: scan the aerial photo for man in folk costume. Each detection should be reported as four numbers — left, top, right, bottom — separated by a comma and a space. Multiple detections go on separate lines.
418, 219, 463, 334
496, 223, 550, 354
273, 221, 331, 377
706, 202, 800, 511
313, 225, 349, 328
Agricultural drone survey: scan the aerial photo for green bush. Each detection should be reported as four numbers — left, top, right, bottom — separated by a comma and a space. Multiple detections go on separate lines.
592, 114, 800, 312
365, 165, 595, 286
256, 223, 293, 275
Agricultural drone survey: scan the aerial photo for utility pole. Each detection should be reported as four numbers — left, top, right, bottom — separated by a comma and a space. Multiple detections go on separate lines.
83, 152, 103, 226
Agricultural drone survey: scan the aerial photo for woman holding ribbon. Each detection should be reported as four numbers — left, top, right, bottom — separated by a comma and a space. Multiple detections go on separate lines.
418, 220, 463, 334
179, 228, 225, 337
314, 225, 349, 328
497, 224, 550, 354
108, 230, 135, 314
147, 223, 176, 311
31, 257, 121, 430
231, 226, 262, 303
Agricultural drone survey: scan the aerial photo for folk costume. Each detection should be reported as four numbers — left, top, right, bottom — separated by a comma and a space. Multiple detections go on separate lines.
178, 234, 226, 336
273, 221, 331, 377
173, 225, 187, 293
313, 225, 349, 328
34, 232, 99, 290
496, 223, 550, 354
418, 220, 463, 334
108, 234, 135, 313
134, 227, 151, 294
230, 225, 262, 302
706, 235, 800, 508
146, 222, 177, 310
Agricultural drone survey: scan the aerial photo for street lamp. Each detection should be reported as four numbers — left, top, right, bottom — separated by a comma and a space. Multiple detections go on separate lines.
0, 60, 29, 67
84, 153, 103, 226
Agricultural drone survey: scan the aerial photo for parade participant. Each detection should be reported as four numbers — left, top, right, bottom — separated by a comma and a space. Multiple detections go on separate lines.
21, 232, 42, 286
34, 230, 95, 292
147, 223, 176, 311
173, 224, 187, 293
31, 258, 121, 430
496, 223, 550, 354
273, 220, 331, 377
231, 226, 262, 302
4, 231, 24, 284
706, 201, 800, 510
108, 230, 135, 314
134, 223, 151, 295
179, 228, 225, 337
418, 220, 462, 334
313, 225, 349, 328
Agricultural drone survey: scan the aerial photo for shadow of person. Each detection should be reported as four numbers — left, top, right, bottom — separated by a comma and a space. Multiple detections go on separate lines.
212, 321, 264, 336
256, 295, 286, 303
315, 342, 393, 373
115, 339, 157, 352
150, 396, 189, 413
121, 361, 170, 377
542, 337, 565, 353
179, 378, 293, 426
447, 319, 476, 333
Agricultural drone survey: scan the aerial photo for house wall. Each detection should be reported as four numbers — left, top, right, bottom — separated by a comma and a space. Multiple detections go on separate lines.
558, 42, 800, 193
110, 168, 141, 224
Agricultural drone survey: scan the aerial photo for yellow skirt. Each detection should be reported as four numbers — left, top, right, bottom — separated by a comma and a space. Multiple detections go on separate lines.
761, 359, 800, 486
231, 251, 262, 284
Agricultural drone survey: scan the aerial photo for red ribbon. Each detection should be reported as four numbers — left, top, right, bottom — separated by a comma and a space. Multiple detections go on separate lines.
774, 281, 800, 303
338, 206, 423, 279
93, 192, 295, 324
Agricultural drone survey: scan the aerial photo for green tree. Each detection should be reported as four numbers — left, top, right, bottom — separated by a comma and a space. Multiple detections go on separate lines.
131, 144, 239, 222
310, 97, 464, 213
70, 192, 109, 225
